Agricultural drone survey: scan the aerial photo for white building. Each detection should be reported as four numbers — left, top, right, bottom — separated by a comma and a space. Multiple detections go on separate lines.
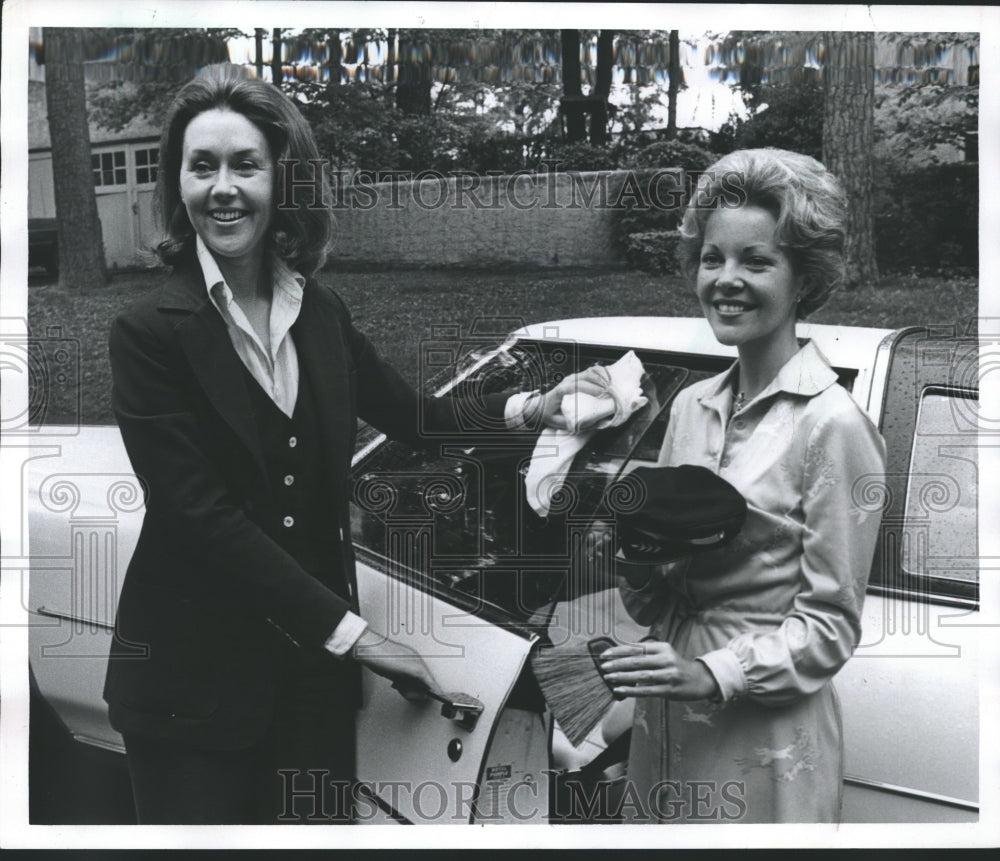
28, 29, 165, 270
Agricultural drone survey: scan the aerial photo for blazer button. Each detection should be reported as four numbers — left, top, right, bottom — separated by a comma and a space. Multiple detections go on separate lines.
288, 436, 298, 448
283, 516, 295, 528
284, 474, 295, 486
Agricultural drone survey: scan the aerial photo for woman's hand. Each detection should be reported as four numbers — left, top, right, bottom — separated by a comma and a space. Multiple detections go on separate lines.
351, 629, 439, 701
598, 641, 720, 701
536, 366, 608, 430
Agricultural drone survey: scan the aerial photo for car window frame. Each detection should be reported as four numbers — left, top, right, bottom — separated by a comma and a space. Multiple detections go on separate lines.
869, 328, 980, 609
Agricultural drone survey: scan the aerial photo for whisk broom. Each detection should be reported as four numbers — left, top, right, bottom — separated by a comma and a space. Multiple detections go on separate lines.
529, 631, 619, 748
526, 521, 624, 749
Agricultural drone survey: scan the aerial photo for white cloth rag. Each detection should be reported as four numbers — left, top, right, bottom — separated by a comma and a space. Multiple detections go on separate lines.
525, 350, 648, 517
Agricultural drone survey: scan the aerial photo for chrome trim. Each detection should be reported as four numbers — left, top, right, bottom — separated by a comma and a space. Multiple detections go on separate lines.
869, 326, 926, 426
865, 581, 979, 611
429, 339, 516, 399
351, 432, 387, 467
70, 733, 126, 755
34, 605, 115, 632
350, 341, 515, 470
867, 330, 900, 424
352, 549, 549, 640
843, 774, 978, 813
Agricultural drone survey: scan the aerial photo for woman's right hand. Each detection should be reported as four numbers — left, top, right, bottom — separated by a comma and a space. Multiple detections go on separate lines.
351, 629, 439, 701
537, 366, 609, 430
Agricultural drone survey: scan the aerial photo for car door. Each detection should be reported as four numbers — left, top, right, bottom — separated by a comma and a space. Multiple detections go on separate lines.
836, 328, 980, 822
349, 338, 694, 823
27, 426, 141, 755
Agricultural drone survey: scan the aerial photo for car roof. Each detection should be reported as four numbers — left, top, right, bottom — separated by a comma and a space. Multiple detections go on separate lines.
511, 316, 895, 374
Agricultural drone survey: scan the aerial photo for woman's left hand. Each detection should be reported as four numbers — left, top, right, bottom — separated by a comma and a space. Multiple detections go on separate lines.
598, 641, 721, 701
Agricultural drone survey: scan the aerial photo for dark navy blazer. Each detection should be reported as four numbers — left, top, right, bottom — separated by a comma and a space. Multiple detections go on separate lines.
104, 252, 512, 749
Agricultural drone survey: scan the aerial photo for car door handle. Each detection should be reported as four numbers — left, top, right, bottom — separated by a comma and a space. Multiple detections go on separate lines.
392, 682, 484, 731
433, 690, 484, 732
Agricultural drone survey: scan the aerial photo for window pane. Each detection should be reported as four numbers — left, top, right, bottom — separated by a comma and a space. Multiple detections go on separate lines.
351, 343, 694, 621
113, 151, 125, 167
902, 391, 978, 583
136, 150, 148, 167
115, 168, 126, 184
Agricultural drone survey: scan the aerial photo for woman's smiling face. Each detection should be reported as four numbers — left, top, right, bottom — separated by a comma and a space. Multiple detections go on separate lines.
179, 108, 275, 265
695, 205, 804, 350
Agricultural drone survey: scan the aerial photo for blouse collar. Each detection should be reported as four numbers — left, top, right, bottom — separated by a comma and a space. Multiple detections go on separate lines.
698, 340, 839, 413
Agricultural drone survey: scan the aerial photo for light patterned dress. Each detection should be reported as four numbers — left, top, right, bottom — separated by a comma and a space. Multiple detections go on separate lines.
620, 341, 886, 823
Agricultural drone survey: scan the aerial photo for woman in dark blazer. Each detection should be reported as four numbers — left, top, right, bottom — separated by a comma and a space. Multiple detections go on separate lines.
105, 63, 593, 824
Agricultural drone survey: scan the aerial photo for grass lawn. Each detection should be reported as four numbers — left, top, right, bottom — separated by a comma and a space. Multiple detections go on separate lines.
26, 265, 979, 427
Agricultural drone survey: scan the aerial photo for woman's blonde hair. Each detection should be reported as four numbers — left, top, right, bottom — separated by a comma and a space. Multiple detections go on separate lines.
678, 148, 848, 317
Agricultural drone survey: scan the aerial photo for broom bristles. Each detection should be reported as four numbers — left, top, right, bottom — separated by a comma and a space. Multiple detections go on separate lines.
530, 637, 616, 748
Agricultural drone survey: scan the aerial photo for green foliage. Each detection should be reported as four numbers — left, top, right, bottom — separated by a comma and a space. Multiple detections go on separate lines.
712, 81, 823, 159
89, 80, 178, 134
85, 28, 237, 133
460, 129, 532, 174
611, 143, 716, 266
623, 139, 716, 172
624, 230, 682, 274
873, 161, 977, 275
541, 141, 621, 172
874, 83, 977, 166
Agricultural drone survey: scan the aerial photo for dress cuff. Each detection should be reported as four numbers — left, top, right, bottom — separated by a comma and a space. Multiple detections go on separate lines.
696, 647, 748, 702
323, 611, 369, 658
504, 390, 540, 430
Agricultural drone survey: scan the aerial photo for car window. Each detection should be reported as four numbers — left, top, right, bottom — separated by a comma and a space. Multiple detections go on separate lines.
350, 341, 706, 623
901, 388, 978, 584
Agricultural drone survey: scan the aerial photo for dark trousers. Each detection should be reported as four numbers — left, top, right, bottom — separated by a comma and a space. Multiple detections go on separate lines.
124, 667, 357, 824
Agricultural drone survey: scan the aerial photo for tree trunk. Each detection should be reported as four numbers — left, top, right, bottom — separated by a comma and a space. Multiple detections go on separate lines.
327, 30, 342, 85
386, 28, 396, 88
396, 32, 431, 115
667, 30, 680, 138
43, 28, 108, 289
255, 29, 264, 79
271, 28, 282, 86
589, 30, 614, 145
560, 29, 586, 143
822, 31, 878, 288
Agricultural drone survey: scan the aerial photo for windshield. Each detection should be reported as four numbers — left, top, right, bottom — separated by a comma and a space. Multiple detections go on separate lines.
350, 340, 715, 624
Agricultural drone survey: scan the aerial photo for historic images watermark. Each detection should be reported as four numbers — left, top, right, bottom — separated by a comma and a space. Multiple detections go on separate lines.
278, 160, 750, 214
276, 770, 749, 823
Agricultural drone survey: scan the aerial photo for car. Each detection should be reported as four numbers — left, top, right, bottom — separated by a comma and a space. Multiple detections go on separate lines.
24, 315, 980, 824
28, 217, 59, 277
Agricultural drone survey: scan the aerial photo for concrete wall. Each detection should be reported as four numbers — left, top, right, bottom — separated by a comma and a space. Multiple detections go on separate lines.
326, 170, 662, 268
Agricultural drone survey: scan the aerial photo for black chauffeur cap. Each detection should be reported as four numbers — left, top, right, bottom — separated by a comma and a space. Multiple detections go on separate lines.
606, 465, 747, 563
